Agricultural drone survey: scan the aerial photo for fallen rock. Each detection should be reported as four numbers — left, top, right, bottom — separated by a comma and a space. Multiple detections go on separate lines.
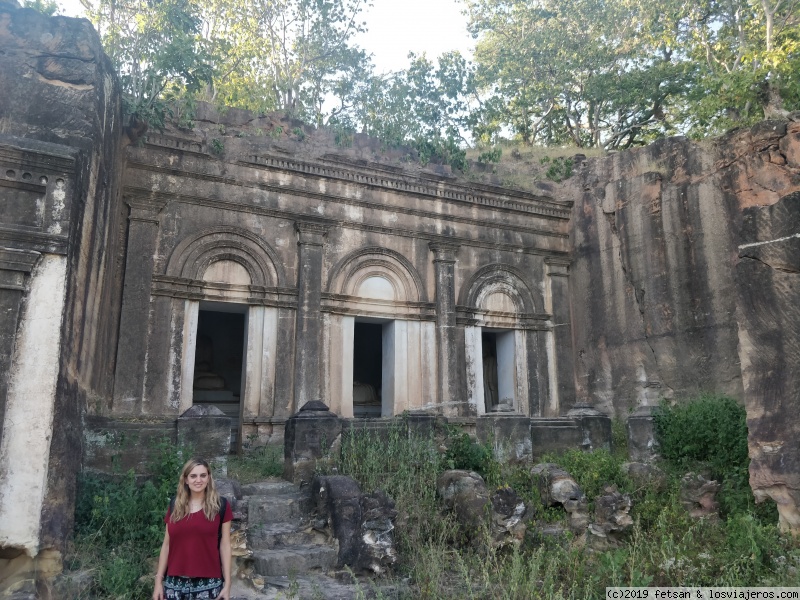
436, 470, 527, 549
531, 463, 589, 531
587, 486, 633, 550
679, 472, 721, 520
310, 475, 398, 574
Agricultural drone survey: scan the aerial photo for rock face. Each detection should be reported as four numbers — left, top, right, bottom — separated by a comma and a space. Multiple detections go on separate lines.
567, 121, 800, 415
531, 463, 589, 531
568, 119, 800, 533
0, 1, 124, 594
436, 469, 527, 548
736, 191, 800, 533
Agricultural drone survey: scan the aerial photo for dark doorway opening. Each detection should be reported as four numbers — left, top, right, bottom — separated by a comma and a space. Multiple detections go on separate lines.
193, 308, 245, 449
482, 332, 499, 411
353, 321, 382, 418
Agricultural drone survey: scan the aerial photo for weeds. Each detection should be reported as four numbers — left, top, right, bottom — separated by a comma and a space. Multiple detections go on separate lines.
228, 444, 283, 483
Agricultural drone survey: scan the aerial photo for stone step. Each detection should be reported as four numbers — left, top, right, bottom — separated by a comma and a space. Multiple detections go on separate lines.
241, 480, 299, 497
249, 522, 330, 550
252, 545, 338, 577
247, 494, 308, 524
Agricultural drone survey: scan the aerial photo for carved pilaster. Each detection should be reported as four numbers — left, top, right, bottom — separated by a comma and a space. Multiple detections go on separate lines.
0, 249, 40, 448
429, 242, 460, 414
545, 259, 576, 413
293, 222, 329, 410
112, 194, 170, 414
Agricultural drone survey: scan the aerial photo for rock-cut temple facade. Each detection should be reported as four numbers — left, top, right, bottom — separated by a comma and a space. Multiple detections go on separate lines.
2, 0, 800, 591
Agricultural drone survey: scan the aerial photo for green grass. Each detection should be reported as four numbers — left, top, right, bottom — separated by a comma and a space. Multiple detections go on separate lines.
228, 444, 283, 483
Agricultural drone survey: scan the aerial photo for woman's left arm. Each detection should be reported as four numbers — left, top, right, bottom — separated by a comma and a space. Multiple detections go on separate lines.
217, 520, 232, 600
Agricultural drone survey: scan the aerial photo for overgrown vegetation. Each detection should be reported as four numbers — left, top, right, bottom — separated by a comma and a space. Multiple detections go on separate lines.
65, 395, 798, 599
65, 439, 187, 599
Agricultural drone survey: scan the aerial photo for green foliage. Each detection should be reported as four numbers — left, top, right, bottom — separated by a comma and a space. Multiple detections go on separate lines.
209, 138, 224, 155
22, 0, 59, 15
443, 430, 498, 481
543, 156, 573, 182
541, 448, 633, 502
477, 146, 502, 164
654, 394, 777, 521
228, 444, 283, 483
69, 439, 185, 599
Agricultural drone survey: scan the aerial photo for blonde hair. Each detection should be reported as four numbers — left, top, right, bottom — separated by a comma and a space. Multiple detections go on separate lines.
170, 458, 221, 522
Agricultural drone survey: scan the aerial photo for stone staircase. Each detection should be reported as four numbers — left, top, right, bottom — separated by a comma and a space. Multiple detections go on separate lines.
229, 479, 402, 599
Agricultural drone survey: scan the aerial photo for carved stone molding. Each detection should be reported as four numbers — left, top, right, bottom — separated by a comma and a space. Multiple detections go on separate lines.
429, 241, 460, 263
295, 221, 330, 246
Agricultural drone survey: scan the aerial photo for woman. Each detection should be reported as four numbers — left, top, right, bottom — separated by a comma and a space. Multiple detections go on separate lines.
152, 458, 233, 600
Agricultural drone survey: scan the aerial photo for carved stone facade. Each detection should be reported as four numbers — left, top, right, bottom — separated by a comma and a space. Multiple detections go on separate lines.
104, 120, 574, 449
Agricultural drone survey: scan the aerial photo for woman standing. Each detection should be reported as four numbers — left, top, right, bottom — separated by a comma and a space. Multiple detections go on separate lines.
152, 458, 233, 600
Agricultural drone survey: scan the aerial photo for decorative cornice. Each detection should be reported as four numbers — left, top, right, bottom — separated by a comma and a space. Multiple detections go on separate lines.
0, 248, 41, 273
242, 152, 572, 219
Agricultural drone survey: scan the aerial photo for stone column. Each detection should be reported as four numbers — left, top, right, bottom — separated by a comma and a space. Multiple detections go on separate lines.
293, 222, 328, 411
429, 242, 459, 414
545, 259, 576, 414
0, 249, 40, 449
112, 195, 169, 414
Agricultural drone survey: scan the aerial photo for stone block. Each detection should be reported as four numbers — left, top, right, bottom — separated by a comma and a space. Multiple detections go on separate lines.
567, 404, 612, 452
530, 418, 583, 458
284, 401, 342, 484
476, 414, 532, 463
83, 417, 176, 475
626, 405, 659, 462
405, 411, 438, 438
177, 405, 232, 476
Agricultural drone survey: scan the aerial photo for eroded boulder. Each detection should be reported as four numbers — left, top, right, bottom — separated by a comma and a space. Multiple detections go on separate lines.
679, 472, 720, 520
310, 475, 398, 574
531, 463, 589, 531
587, 486, 633, 550
436, 470, 527, 549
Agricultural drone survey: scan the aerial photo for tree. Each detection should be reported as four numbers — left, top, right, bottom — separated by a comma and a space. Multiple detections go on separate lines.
465, 0, 691, 148
83, 0, 213, 129
675, 0, 800, 135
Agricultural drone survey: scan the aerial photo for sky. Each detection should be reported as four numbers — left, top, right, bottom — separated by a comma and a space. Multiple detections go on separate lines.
56, 0, 475, 74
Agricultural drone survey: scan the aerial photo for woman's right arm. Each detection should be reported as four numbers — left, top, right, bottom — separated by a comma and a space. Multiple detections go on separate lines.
152, 527, 170, 600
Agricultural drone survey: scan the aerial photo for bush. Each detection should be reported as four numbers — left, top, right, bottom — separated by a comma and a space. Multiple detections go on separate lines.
228, 444, 283, 483
69, 439, 185, 599
653, 393, 776, 520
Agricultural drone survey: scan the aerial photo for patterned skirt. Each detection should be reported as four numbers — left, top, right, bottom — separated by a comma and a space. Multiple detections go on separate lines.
163, 575, 224, 599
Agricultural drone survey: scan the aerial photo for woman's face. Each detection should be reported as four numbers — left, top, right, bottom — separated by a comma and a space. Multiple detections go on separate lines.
186, 464, 210, 495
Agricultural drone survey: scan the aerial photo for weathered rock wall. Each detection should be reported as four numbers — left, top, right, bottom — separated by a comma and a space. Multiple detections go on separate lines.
0, 0, 125, 589
568, 119, 800, 531
736, 191, 800, 532
567, 121, 799, 416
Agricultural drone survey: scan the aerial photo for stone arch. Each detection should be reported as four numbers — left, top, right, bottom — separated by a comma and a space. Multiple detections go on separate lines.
460, 264, 540, 313
166, 227, 285, 288
327, 247, 426, 303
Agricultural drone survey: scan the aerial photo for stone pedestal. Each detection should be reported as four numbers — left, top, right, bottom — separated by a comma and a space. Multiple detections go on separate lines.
626, 405, 659, 462
177, 405, 232, 476
476, 414, 532, 463
405, 411, 438, 438
284, 400, 342, 484
567, 404, 612, 452
530, 418, 583, 458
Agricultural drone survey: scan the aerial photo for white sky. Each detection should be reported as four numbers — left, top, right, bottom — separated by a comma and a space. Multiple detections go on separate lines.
56, 0, 475, 74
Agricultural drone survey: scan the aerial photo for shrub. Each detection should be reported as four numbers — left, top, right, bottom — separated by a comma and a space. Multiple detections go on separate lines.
653, 393, 776, 520
228, 444, 283, 483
